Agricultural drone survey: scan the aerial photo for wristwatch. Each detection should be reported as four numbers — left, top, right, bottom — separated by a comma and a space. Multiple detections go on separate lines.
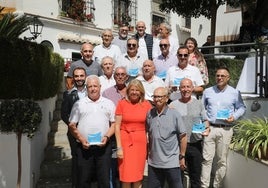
179, 154, 185, 160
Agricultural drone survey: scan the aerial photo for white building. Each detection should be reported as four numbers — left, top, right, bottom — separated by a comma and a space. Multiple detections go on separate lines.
0, 1, 244, 188
1, 1, 243, 59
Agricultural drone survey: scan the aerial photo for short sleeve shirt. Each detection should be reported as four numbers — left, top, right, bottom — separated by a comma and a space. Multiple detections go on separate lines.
146, 107, 186, 168
69, 96, 115, 140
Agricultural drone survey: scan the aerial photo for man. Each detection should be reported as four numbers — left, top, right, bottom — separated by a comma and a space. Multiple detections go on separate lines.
137, 60, 165, 103
102, 66, 129, 105
93, 29, 121, 65
152, 22, 179, 59
169, 78, 210, 188
165, 46, 204, 101
146, 87, 187, 188
112, 24, 129, 54
201, 35, 211, 55
61, 67, 87, 188
153, 38, 177, 80
117, 37, 146, 81
69, 75, 115, 188
99, 56, 116, 93
200, 67, 246, 188
66, 43, 103, 90
102, 66, 129, 188
133, 21, 154, 60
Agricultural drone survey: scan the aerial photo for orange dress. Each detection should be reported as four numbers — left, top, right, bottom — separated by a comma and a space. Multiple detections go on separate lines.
115, 99, 151, 182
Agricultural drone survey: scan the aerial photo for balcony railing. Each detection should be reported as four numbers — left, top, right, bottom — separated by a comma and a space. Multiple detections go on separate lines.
59, 0, 95, 22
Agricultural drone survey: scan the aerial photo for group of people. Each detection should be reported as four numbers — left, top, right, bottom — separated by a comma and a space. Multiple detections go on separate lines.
61, 20, 246, 188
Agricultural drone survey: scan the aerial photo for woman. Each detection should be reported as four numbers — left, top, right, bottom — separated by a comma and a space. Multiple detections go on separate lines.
152, 22, 179, 59
115, 79, 152, 188
184, 37, 209, 85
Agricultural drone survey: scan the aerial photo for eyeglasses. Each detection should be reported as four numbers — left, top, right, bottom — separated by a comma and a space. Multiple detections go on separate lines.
120, 29, 128, 32
115, 73, 126, 77
103, 34, 113, 38
216, 74, 229, 78
152, 95, 167, 99
177, 54, 189, 58
159, 44, 169, 48
127, 43, 137, 48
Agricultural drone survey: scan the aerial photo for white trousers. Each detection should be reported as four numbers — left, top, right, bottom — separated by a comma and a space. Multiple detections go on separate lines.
200, 126, 233, 188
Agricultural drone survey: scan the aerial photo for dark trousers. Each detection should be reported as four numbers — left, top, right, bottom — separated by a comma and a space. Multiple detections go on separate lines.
76, 142, 112, 188
67, 130, 78, 188
148, 165, 183, 188
182, 141, 202, 188
110, 136, 119, 188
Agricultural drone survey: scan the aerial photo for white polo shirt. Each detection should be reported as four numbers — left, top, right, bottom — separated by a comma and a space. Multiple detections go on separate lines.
136, 75, 165, 101
165, 64, 204, 100
93, 44, 121, 65
69, 96, 115, 141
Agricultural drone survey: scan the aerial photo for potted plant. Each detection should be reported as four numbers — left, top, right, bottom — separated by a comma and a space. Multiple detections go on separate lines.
0, 99, 42, 188
231, 117, 268, 160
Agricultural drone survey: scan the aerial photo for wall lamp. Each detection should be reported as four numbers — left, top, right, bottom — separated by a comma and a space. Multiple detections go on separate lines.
24, 16, 43, 40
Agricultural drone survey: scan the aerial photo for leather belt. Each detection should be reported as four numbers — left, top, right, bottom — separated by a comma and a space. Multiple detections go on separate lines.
210, 123, 232, 128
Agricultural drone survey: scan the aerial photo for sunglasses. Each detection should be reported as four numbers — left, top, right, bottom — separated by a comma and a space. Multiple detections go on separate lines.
159, 44, 169, 48
177, 54, 189, 58
127, 43, 137, 48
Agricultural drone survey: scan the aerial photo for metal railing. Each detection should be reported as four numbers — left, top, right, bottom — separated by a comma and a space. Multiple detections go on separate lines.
199, 42, 268, 98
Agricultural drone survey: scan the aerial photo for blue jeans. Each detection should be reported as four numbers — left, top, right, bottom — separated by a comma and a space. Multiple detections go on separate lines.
76, 143, 112, 188
148, 165, 183, 188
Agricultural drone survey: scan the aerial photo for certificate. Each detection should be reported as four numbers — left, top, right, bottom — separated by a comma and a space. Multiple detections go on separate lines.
216, 109, 230, 120
192, 123, 206, 133
87, 132, 102, 145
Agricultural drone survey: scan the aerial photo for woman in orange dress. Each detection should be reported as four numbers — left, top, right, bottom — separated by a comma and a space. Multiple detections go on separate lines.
185, 37, 209, 85
115, 79, 152, 188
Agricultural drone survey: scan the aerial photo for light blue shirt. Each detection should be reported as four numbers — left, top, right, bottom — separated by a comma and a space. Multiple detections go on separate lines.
202, 85, 246, 125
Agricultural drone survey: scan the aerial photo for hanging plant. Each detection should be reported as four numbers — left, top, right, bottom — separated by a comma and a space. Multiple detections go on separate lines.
67, 0, 87, 22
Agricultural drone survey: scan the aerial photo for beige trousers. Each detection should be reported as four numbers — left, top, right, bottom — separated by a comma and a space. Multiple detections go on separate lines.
200, 126, 233, 188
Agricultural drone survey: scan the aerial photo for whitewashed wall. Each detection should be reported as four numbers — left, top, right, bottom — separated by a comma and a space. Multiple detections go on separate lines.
0, 96, 57, 188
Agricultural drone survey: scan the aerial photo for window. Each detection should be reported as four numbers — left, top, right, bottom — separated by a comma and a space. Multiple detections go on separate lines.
113, 0, 136, 27
185, 16, 191, 29
59, 0, 95, 22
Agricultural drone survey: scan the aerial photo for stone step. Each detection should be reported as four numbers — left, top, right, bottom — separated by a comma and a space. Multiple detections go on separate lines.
36, 177, 72, 188
53, 110, 62, 121
40, 159, 71, 178
48, 130, 68, 146
45, 144, 71, 161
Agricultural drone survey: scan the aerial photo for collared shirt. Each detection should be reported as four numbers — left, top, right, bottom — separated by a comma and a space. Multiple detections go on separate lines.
93, 44, 121, 65
153, 53, 178, 80
99, 75, 116, 94
165, 64, 204, 87
69, 96, 115, 141
136, 75, 165, 101
165, 64, 204, 100
102, 85, 126, 106
117, 53, 146, 79
67, 59, 103, 77
146, 106, 186, 168
152, 35, 179, 59
112, 36, 128, 54
137, 35, 149, 59
202, 85, 246, 125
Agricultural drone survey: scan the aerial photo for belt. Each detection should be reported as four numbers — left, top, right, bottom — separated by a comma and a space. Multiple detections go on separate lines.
210, 123, 232, 128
